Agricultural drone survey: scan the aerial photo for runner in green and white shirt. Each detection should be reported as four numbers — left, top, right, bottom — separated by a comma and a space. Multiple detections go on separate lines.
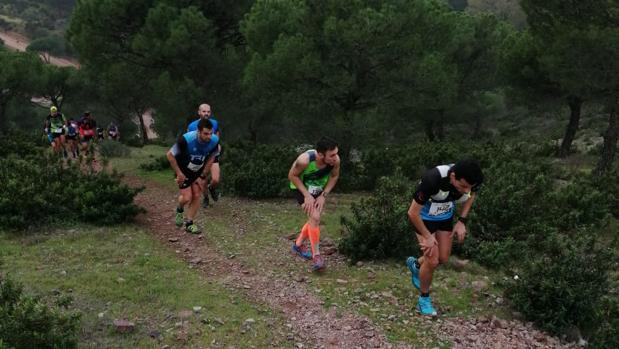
288, 137, 340, 271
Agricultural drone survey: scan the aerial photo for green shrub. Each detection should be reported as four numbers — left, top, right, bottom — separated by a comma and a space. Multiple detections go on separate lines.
593, 168, 619, 218
124, 136, 145, 148
506, 233, 614, 335
339, 171, 418, 262
337, 143, 465, 192
466, 237, 529, 269
551, 177, 612, 230
0, 135, 143, 230
98, 140, 131, 158
468, 154, 559, 244
461, 145, 611, 267
221, 142, 297, 198
139, 155, 169, 171
0, 131, 44, 160
588, 296, 619, 349
0, 277, 80, 349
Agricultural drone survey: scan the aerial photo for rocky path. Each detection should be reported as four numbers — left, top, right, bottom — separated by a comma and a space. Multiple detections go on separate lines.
126, 176, 412, 349
125, 175, 580, 349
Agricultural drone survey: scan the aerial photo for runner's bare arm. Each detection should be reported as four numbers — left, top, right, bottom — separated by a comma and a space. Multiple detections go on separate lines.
166, 149, 183, 177
288, 153, 311, 197
321, 155, 340, 196
202, 153, 216, 177
407, 201, 433, 238
454, 193, 475, 242
458, 192, 476, 218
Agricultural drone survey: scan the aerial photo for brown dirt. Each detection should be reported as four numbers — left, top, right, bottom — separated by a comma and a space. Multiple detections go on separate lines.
125, 175, 581, 349
0, 31, 79, 67
125, 175, 412, 349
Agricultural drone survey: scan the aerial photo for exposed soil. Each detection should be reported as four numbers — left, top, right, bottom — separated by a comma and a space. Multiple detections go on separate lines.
124, 175, 581, 349
0, 31, 79, 67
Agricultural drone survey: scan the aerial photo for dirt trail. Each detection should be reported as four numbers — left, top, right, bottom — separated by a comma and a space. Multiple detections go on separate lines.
0, 31, 79, 67
124, 175, 581, 349
126, 176, 412, 349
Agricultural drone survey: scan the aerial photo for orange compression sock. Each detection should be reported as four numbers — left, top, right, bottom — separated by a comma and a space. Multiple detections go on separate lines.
295, 223, 309, 246
308, 225, 321, 256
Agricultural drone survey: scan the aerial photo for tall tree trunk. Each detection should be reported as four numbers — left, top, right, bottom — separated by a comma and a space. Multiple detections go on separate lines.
137, 110, 149, 144
557, 96, 583, 158
593, 104, 619, 177
424, 119, 435, 142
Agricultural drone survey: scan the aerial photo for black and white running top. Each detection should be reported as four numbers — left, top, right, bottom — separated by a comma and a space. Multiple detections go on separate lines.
413, 165, 474, 221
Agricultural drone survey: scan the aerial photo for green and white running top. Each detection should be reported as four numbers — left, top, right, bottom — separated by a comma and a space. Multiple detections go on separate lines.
46, 113, 66, 134
289, 150, 333, 195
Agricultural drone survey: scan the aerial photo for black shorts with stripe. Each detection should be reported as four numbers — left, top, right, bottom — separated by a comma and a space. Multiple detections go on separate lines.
177, 165, 205, 189
292, 189, 321, 205
418, 219, 453, 234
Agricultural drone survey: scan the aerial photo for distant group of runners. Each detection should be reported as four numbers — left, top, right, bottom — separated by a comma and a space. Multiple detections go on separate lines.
166, 102, 484, 317
44, 106, 121, 159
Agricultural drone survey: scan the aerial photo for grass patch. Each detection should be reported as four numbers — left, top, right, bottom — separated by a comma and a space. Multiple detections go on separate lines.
194, 194, 509, 347
107, 145, 175, 189
0, 226, 288, 348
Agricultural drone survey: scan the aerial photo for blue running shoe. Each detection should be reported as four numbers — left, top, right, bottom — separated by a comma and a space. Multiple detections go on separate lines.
417, 296, 438, 316
292, 243, 312, 260
312, 255, 325, 271
406, 256, 421, 290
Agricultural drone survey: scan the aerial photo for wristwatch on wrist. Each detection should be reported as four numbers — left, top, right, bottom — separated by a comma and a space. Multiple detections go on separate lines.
458, 216, 468, 224
322, 191, 329, 198
199, 174, 206, 179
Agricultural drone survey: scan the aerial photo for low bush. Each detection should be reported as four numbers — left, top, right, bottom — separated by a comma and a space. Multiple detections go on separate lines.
339, 171, 418, 262
506, 233, 615, 336
139, 155, 169, 171
221, 142, 297, 198
588, 295, 619, 349
97, 140, 131, 158
0, 277, 80, 349
592, 168, 619, 218
0, 134, 143, 230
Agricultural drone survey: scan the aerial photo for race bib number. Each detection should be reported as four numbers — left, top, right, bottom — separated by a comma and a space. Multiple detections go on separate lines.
428, 202, 454, 216
53, 127, 63, 133
187, 161, 203, 172
308, 185, 323, 196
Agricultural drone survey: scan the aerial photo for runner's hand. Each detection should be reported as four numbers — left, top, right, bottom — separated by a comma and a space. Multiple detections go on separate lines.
314, 194, 326, 213
175, 172, 186, 185
453, 221, 467, 243
420, 234, 438, 257
303, 195, 315, 215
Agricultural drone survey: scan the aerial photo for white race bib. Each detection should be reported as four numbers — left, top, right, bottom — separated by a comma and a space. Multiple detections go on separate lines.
308, 185, 323, 196
428, 202, 454, 216
53, 127, 63, 133
187, 161, 203, 172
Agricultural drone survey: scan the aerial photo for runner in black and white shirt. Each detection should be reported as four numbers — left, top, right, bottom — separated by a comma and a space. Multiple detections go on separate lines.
406, 160, 483, 316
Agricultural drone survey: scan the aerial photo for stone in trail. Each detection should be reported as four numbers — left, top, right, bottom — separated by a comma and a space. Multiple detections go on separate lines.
113, 319, 135, 333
